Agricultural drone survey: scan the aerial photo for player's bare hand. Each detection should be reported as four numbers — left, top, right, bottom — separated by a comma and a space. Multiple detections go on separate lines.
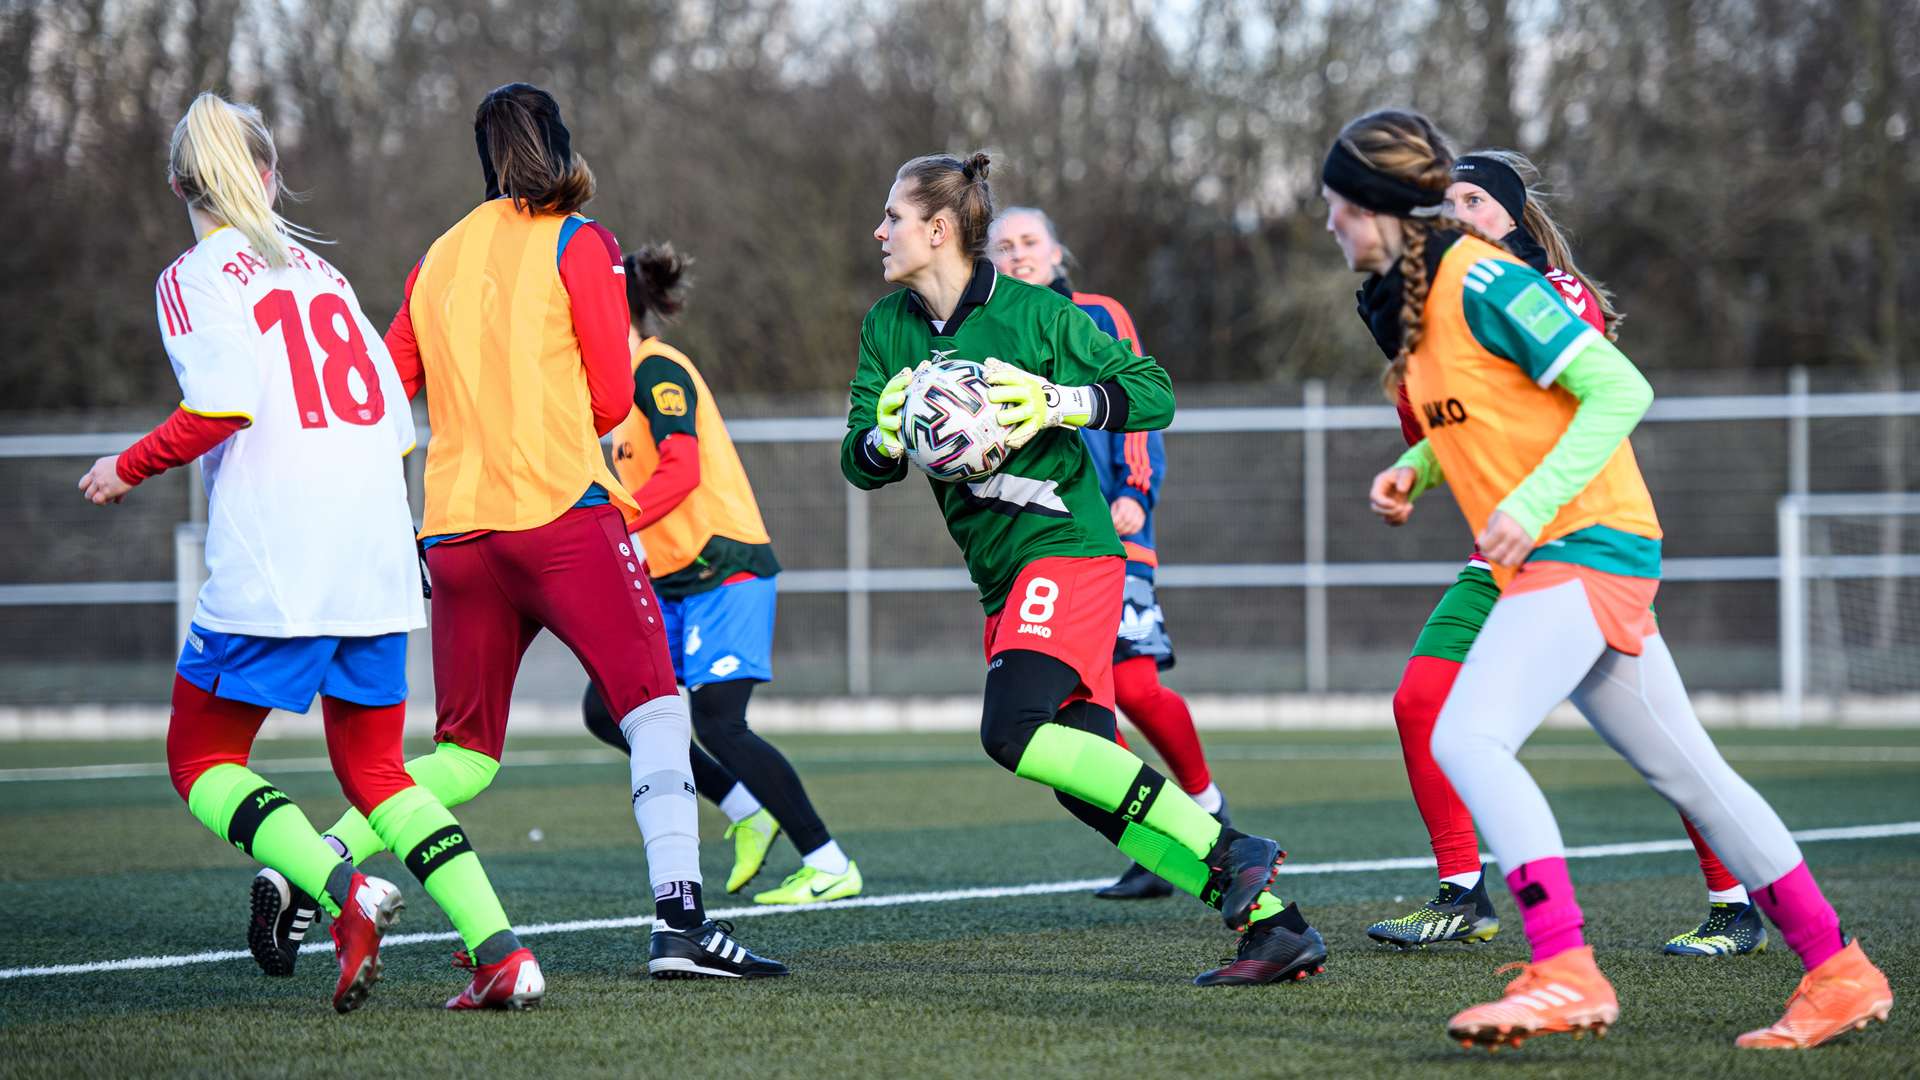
78, 455, 133, 505
1369, 466, 1415, 526
1110, 495, 1146, 536
1476, 509, 1535, 567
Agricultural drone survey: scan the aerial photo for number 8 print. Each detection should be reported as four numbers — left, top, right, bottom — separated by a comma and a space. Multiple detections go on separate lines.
1018, 576, 1059, 624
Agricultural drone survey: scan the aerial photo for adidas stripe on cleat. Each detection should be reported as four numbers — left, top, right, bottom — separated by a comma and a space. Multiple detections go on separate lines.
1663, 901, 1768, 956
1367, 878, 1500, 949
648, 919, 789, 979
1447, 946, 1619, 1051
249, 867, 318, 977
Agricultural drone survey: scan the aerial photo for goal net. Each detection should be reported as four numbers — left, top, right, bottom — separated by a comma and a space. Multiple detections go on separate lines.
1779, 493, 1920, 723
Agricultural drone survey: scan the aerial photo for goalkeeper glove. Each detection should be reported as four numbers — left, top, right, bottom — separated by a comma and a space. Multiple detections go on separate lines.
867, 366, 915, 459
983, 358, 1097, 450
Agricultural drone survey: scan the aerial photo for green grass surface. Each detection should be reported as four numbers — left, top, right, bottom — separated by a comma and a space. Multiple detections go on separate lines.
2, 728, 1916, 1078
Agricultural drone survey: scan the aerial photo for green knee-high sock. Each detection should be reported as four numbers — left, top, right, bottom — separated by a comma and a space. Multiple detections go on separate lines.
1114, 823, 1286, 921
1015, 723, 1223, 860
187, 763, 351, 917
368, 785, 517, 959
326, 742, 502, 864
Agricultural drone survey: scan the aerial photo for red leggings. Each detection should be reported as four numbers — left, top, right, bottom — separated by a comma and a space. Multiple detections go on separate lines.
1112, 656, 1211, 795
166, 674, 414, 815
1392, 655, 1740, 890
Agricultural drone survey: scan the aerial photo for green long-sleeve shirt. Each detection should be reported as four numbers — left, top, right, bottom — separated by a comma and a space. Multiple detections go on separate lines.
842, 260, 1174, 612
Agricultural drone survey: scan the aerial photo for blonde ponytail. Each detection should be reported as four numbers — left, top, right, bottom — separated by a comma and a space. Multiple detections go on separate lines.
168, 93, 321, 269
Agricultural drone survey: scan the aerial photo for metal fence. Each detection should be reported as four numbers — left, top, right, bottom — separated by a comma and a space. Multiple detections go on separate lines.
2, 369, 1916, 705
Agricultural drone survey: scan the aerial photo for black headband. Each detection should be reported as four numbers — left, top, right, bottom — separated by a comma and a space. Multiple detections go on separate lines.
1321, 138, 1445, 217
1451, 155, 1526, 226
475, 83, 573, 202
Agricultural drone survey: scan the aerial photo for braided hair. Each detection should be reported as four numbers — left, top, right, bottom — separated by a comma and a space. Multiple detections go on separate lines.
1334, 110, 1512, 395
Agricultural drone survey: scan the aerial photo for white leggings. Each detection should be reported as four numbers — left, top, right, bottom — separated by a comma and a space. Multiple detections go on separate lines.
1431, 578, 1803, 888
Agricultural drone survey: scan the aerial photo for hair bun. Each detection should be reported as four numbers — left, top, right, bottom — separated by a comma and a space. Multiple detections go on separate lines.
963, 152, 991, 182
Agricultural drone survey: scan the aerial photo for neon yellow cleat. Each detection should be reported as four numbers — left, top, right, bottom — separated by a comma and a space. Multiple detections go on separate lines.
723, 809, 780, 894
752, 861, 863, 905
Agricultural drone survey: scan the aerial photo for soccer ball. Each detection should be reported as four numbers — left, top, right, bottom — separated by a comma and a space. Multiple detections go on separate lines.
902, 358, 1012, 483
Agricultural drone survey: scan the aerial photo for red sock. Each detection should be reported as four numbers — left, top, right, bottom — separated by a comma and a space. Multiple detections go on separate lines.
1754, 862, 1845, 971
1507, 857, 1587, 962
1112, 656, 1210, 794
165, 674, 270, 800
321, 697, 416, 815
1682, 816, 1742, 893
1391, 655, 1482, 879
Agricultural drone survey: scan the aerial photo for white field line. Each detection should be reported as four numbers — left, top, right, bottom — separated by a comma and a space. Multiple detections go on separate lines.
4, 820, 1917, 982
6, 743, 1920, 784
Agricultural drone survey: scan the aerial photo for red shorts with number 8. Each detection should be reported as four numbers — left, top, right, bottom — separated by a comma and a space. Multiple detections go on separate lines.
982, 555, 1126, 712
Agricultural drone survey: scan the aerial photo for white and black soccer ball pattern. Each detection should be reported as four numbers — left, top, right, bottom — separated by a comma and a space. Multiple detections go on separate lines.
903, 358, 1012, 483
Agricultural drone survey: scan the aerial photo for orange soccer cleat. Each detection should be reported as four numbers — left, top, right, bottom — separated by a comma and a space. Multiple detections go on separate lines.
1736, 941, 1893, 1050
1447, 945, 1619, 1051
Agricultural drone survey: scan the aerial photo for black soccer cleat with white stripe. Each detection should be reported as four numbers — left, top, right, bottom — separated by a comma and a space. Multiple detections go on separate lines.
249, 867, 319, 977
648, 919, 789, 979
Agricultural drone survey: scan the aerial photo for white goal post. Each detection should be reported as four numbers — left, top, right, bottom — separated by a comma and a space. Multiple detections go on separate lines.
1778, 492, 1920, 724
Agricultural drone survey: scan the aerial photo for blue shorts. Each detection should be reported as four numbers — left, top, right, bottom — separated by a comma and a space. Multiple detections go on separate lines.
661, 575, 776, 688
177, 624, 409, 712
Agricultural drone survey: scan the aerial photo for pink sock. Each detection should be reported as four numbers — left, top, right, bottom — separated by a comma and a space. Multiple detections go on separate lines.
1753, 861, 1844, 971
1506, 857, 1586, 962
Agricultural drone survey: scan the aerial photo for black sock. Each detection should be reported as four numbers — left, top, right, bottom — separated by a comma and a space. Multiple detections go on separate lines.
1269, 901, 1309, 933
1205, 826, 1247, 868
654, 880, 705, 930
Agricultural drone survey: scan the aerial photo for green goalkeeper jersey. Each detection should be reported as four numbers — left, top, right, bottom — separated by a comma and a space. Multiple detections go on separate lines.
841, 259, 1174, 613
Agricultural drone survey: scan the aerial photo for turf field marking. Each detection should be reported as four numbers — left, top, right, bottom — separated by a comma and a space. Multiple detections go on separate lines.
4, 819, 1916, 981
6, 742, 1919, 783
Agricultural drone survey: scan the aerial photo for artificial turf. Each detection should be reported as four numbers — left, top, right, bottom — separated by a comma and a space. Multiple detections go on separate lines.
1, 727, 1915, 1078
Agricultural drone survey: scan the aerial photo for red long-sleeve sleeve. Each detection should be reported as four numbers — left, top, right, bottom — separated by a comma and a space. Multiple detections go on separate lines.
628, 433, 702, 530
116, 407, 246, 485
558, 220, 634, 435
384, 260, 426, 400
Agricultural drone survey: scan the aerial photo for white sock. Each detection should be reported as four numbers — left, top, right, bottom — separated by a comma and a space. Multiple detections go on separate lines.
620, 694, 702, 890
718, 782, 763, 824
1191, 782, 1224, 815
1708, 884, 1749, 905
1440, 871, 1482, 890
802, 839, 850, 875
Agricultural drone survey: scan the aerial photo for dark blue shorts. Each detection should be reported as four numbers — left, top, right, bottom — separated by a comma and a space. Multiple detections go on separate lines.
660, 575, 776, 688
177, 623, 408, 712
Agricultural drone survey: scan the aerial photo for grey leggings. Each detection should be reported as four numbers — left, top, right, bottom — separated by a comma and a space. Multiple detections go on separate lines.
1431, 578, 1803, 889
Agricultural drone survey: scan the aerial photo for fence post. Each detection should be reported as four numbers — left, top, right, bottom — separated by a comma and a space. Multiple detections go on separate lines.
1777, 496, 1805, 726
174, 523, 206, 655
1303, 380, 1328, 693
1788, 367, 1809, 499
846, 478, 871, 696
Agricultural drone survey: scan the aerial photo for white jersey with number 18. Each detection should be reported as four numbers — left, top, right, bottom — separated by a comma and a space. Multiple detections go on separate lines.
155, 226, 424, 638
